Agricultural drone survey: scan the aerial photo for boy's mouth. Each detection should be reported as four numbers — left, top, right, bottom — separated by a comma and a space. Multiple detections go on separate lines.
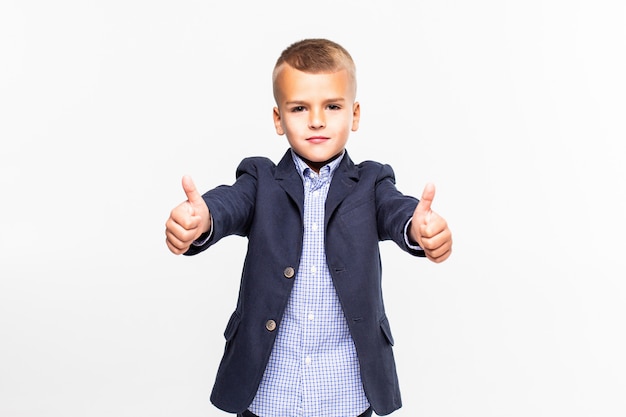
306, 136, 330, 144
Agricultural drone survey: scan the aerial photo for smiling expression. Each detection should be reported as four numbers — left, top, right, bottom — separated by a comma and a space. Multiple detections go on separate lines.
273, 64, 360, 172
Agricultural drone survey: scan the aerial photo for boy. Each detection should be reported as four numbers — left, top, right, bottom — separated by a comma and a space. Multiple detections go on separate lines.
165, 38, 452, 417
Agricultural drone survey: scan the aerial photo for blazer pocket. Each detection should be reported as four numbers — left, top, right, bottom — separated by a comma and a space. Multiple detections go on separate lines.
223, 311, 241, 341
380, 315, 395, 346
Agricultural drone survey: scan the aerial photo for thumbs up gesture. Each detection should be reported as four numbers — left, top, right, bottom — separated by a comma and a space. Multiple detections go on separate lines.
410, 183, 452, 263
165, 175, 211, 255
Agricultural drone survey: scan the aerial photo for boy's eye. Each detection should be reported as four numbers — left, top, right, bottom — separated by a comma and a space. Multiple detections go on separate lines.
291, 106, 306, 112
327, 104, 341, 110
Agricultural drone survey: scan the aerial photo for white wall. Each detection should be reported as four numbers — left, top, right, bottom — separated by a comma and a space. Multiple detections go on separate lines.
1, 1, 624, 416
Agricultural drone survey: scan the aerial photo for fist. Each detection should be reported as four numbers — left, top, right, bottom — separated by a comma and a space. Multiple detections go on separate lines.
165, 175, 211, 255
410, 183, 452, 263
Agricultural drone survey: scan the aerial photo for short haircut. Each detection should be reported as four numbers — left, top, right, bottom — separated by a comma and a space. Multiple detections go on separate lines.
272, 38, 357, 100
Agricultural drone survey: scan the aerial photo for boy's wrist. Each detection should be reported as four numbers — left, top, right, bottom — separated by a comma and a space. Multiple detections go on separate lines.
404, 218, 422, 250
193, 213, 214, 246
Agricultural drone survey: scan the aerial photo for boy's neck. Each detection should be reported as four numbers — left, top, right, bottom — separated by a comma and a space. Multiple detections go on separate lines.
293, 150, 344, 173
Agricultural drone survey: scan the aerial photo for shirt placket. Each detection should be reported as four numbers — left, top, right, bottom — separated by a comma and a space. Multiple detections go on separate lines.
300, 169, 329, 416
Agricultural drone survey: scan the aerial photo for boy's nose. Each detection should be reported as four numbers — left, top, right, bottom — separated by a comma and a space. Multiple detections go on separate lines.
308, 110, 326, 129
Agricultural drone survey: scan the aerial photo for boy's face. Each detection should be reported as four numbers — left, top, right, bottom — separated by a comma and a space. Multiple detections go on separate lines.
273, 64, 360, 172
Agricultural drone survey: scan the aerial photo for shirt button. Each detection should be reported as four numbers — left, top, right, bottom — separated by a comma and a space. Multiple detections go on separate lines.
310, 265, 317, 273
283, 267, 295, 279
308, 313, 314, 321
311, 223, 319, 232
305, 356, 312, 365
265, 320, 277, 332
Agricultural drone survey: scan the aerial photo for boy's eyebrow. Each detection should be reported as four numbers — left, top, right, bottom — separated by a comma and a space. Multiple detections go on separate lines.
285, 98, 347, 105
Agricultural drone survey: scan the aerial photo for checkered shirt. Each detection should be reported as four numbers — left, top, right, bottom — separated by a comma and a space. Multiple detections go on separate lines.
248, 151, 370, 417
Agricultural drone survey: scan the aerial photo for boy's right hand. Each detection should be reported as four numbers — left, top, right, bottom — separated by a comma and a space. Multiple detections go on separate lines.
165, 175, 211, 255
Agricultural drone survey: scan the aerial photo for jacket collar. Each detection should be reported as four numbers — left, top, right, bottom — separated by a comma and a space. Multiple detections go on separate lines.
325, 151, 359, 224
275, 148, 360, 221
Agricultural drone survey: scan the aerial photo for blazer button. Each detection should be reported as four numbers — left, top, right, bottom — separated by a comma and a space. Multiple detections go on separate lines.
283, 267, 295, 279
265, 319, 277, 332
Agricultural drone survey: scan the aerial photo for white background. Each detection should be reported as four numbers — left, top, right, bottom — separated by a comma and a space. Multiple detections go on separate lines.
1, 1, 625, 416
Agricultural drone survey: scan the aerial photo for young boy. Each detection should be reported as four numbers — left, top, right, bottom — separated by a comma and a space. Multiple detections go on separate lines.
165, 38, 452, 417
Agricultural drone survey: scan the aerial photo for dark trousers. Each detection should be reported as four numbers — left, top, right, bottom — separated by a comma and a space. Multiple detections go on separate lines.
238, 408, 373, 417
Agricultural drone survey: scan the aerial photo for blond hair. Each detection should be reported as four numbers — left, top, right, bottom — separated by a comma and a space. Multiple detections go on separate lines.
272, 38, 357, 100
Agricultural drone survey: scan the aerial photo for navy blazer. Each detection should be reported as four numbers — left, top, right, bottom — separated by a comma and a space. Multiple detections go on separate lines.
186, 149, 424, 416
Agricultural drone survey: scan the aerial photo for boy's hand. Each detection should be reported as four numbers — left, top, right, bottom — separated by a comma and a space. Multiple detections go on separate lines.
410, 183, 453, 263
165, 175, 211, 255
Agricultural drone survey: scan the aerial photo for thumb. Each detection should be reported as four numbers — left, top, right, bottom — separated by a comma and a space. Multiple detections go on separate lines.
415, 183, 436, 221
182, 175, 203, 206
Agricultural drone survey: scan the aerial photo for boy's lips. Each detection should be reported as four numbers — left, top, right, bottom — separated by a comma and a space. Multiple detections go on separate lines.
306, 136, 330, 144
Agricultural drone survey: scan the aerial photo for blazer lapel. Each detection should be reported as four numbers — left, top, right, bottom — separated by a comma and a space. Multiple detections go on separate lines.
275, 149, 305, 215
325, 152, 359, 226
275, 149, 360, 223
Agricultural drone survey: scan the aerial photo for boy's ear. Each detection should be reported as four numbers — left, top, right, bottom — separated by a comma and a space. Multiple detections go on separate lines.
351, 102, 361, 132
273, 107, 285, 135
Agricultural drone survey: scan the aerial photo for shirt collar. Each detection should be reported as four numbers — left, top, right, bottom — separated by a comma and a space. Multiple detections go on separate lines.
291, 149, 345, 182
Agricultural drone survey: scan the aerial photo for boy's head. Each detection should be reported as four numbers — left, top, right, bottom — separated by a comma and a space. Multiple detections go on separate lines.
272, 39, 360, 172
272, 38, 357, 102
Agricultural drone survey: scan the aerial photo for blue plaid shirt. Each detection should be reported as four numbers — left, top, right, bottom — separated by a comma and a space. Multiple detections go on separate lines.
248, 151, 370, 417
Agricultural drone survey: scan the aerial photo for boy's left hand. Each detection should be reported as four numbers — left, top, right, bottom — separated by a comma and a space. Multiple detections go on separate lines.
410, 183, 453, 263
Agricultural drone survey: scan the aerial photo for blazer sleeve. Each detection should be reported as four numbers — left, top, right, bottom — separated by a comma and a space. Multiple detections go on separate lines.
184, 157, 264, 256
373, 163, 426, 257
